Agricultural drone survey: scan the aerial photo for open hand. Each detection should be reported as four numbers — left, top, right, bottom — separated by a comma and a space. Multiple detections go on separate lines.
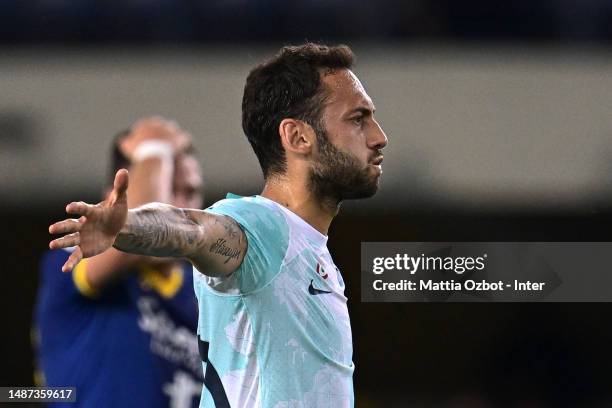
49, 169, 130, 272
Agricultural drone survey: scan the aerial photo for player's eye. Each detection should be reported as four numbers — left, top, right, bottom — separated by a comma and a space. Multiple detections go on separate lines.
351, 116, 364, 126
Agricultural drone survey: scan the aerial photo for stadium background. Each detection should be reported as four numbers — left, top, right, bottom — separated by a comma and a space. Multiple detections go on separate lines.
2, 1, 612, 406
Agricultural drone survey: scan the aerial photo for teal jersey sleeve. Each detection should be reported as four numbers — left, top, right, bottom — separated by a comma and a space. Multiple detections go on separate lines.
204, 195, 290, 294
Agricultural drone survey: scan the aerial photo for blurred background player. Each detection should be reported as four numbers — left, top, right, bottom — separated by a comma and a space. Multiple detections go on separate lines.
34, 117, 204, 408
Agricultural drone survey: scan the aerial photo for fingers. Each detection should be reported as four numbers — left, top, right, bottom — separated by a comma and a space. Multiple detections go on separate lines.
132, 116, 174, 131
49, 232, 80, 250
66, 201, 95, 216
113, 169, 129, 198
49, 217, 85, 235
129, 117, 191, 151
176, 131, 193, 153
62, 247, 83, 273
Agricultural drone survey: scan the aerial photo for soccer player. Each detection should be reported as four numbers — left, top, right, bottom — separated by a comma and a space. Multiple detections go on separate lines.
36, 117, 205, 407
49, 43, 388, 407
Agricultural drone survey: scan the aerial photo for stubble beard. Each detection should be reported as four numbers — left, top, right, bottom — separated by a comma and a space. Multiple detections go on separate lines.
308, 124, 380, 204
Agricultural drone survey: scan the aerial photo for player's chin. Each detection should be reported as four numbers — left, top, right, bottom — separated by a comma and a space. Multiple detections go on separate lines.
357, 178, 380, 199
363, 184, 379, 199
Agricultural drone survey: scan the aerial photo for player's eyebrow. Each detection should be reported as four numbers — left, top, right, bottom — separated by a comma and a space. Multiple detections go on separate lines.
347, 106, 376, 116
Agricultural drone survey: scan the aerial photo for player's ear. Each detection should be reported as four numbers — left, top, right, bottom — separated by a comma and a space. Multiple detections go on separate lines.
279, 119, 314, 156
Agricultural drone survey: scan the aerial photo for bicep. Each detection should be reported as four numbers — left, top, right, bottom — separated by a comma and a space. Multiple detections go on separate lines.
183, 210, 247, 277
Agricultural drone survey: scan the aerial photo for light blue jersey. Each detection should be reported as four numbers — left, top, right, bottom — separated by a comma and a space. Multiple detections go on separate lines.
193, 194, 354, 407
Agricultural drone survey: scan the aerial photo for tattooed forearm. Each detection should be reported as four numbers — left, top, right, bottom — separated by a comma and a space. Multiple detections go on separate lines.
113, 203, 203, 258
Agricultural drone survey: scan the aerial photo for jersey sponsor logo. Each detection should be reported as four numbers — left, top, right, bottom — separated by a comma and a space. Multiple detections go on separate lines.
308, 279, 332, 296
137, 297, 202, 376
162, 371, 202, 408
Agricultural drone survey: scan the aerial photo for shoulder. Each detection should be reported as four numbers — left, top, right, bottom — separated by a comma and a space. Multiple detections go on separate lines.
198, 196, 291, 294
207, 195, 282, 215
205, 195, 288, 237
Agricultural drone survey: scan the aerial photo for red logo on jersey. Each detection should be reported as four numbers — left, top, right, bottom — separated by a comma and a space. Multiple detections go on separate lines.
316, 263, 328, 279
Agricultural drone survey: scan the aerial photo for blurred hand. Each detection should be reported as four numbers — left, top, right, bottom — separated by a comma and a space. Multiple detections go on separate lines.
49, 170, 130, 272
120, 116, 192, 159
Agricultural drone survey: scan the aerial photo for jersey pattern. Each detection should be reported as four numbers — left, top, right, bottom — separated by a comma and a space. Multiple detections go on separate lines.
194, 195, 354, 408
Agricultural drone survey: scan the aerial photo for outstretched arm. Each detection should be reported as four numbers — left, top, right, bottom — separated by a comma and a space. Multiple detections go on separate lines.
49, 169, 246, 277
114, 203, 245, 276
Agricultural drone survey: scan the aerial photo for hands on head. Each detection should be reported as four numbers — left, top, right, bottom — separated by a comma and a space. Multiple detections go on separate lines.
49, 169, 130, 272
120, 116, 192, 159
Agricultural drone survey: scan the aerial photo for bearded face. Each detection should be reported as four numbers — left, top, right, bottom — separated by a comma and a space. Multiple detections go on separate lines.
308, 123, 381, 202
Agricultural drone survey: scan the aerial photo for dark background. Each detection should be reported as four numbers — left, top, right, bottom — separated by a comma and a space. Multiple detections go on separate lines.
3, 1, 612, 406
2, 0, 611, 44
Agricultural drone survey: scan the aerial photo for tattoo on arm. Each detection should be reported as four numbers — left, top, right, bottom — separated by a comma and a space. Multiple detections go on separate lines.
209, 238, 241, 263
208, 216, 243, 263
112, 205, 246, 275
113, 204, 203, 258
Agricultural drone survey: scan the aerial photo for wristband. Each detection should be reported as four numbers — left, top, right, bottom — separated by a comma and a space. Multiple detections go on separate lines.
132, 140, 174, 162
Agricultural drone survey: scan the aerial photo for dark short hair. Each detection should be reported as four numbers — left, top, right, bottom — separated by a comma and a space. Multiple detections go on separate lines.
242, 43, 354, 178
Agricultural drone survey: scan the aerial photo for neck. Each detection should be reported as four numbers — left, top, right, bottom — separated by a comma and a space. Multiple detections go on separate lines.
261, 173, 340, 235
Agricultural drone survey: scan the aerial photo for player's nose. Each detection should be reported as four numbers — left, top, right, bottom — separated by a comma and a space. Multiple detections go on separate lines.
368, 120, 388, 150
